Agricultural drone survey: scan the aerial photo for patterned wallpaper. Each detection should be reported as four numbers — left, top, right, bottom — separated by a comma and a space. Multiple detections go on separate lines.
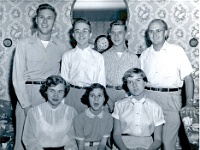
0, 0, 199, 101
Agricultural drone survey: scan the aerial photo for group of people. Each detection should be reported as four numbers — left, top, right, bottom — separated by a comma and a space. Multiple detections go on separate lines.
12, 3, 195, 150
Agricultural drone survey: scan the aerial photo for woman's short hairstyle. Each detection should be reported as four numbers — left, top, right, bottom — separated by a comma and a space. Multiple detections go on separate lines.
40, 75, 70, 100
72, 18, 92, 33
81, 83, 109, 107
122, 68, 148, 92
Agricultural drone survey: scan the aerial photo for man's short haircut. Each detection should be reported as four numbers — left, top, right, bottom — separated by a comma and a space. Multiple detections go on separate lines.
36, 3, 57, 18
122, 68, 148, 92
32, 3, 56, 31
148, 19, 168, 30
148, 19, 169, 39
72, 18, 91, 32
109, 20, 127, 32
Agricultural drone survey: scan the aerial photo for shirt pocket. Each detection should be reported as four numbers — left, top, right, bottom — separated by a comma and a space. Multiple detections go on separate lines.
26, 52, 44, 69
50, 53, 62, 63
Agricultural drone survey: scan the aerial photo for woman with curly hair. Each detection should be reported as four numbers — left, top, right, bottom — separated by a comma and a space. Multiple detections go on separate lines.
23, 75, 77, 150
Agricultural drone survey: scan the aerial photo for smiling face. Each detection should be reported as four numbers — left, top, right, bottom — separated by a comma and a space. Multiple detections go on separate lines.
73, 22, 92, 49
110, 25, 126, 47
46, 83, 65, 109
127, 73, 146, 100
36, 9, 56, 37
89, 88, 105, 114
148, 20, 167, 49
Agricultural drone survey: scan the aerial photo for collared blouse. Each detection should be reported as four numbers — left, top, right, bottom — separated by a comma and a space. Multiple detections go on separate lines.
74, 108, 113, 142
23, 102, 78, 150
112, 96, 165, 136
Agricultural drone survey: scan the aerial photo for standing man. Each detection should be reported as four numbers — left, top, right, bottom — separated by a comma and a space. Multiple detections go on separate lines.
140, 19, 194, 150
61, 18, 106, 114
12, 3, 67, 150
103, 20, 140, 113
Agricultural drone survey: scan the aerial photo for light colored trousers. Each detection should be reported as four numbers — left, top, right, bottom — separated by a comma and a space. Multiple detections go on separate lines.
64, 87, 88, 114
145, 90, 182, 150
14, 84, 45, 150
106, 88, 126, 113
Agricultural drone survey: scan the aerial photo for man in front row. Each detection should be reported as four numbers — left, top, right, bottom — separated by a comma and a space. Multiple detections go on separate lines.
140, 19, 194, 150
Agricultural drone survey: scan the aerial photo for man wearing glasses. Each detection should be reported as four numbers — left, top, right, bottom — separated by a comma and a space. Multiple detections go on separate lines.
140, 19, 194, 150
61, 18, 106, 114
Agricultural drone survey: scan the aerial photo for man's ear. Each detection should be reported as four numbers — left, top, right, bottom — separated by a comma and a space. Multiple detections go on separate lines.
89, 33, 93, 39
35, 17, 38, 25
124, 29, 129, 38
165, 29, 170, 40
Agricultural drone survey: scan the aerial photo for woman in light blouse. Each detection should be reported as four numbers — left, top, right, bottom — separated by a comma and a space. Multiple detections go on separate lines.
112, 68, 165, 150
23, 75, 77, 150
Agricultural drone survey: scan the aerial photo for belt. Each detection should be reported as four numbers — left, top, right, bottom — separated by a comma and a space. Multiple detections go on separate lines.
84, 141, 100, 147
145, 87, 181, 92
43, 146, 64, 150
121, 133, 131, 136
106, 85, 123, 90
70, 84, 88, 89
25, 81, 45, 84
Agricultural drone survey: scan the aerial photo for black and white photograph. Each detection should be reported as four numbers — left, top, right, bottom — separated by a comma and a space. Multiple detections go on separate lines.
0, 0, 199, 150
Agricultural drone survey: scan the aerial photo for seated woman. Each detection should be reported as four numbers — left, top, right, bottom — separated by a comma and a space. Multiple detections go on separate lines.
73, 83, 113, 150
23, 75, 78, 150
93, 35, 112, 53
112, 68, 165, 150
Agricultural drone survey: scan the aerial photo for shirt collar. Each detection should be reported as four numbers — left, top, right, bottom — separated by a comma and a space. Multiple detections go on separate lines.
150, 41, 167, 52
75, 45, 91, 51
28, 32, 58, 45
130, 96, 146, 104
46, 101, 63, 110
85, 108, 104, 119
109, 46, 129, 53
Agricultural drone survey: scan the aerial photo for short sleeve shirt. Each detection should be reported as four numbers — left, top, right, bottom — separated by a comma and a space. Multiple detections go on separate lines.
74, 108, 113, 142
112, 96, 165, 137
140, 41, 193, 88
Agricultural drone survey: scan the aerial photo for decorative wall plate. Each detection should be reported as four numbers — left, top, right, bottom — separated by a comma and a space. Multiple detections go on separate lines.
3, 38, 12, 47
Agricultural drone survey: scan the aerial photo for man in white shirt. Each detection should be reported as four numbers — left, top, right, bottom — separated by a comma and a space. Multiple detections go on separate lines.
61, 18, 106, 114
140, 19, 194, 150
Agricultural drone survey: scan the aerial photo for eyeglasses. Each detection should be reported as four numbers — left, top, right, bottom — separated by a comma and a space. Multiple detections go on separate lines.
74, 29, 90, 35
148, 29, 165, 34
